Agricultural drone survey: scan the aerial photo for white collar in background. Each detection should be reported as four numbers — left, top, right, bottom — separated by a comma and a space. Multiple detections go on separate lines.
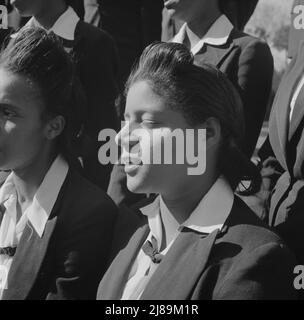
11, 6, 80, 40
172, 14, 234, 55
0, 155, 69, 237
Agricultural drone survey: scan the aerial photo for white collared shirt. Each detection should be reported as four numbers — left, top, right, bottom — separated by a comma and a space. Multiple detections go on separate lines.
171, 14, 234, 55
121, 176, 234, 300
0, 155, 69, 298
11, 6, 80, 50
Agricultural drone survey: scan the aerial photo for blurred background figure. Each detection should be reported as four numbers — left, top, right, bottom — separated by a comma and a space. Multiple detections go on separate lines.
253, 1, 304, 298
84, 0, 164, 92
167, 0, 272, 158
162, 0, 259, 41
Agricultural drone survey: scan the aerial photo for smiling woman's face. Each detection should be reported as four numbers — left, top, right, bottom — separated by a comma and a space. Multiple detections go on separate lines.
0, 68, 48, 171
117, 80, 202, 196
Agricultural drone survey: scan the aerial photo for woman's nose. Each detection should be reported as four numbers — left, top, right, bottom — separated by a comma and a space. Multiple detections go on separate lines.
115, 121, 139, 150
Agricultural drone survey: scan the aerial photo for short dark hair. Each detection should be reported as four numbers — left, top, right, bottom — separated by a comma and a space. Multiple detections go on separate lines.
126, 42, 261, 192
0, 27, 86, 164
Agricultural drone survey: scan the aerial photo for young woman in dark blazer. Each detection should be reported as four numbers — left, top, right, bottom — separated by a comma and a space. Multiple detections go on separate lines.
97, 42, 296, 300
10, 0, 119, 190
0, 27, 117, 300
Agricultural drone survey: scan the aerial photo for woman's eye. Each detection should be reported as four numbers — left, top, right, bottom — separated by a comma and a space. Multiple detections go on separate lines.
0, 108, 16, 119
141, 120, 160, 128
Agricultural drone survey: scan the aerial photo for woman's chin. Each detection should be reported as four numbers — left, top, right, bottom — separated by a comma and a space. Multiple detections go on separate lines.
126, 179, 144, 194
126, 176, 152, 194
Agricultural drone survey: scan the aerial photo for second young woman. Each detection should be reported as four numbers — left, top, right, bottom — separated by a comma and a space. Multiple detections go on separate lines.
98, 43, 296, 300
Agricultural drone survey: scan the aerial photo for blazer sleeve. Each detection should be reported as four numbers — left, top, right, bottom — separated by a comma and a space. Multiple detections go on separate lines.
237, 39, 274, 157
213, 242, 297, 300
45, 198, 118, 300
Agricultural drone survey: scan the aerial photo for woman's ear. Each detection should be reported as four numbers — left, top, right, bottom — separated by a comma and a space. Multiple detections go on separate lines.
44, 115, 66, 140
203, 117, 221, 149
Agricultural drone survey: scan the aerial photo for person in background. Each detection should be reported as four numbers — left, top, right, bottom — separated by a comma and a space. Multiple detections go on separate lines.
0, 27, 118, 299
107, 0, 273, 207
97, 43, 296, 300
10, 0, 119, 191
162, 0, 259, 44
168, 0, 272, 158
253, 1, 304, 300
85, 0, 164, 91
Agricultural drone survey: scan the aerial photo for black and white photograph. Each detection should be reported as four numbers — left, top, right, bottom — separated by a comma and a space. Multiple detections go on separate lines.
0, 0, 303, 306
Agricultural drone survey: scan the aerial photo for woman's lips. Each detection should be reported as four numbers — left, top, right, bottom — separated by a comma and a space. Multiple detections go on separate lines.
121, 153, 142, 174
124, 163, 141, 175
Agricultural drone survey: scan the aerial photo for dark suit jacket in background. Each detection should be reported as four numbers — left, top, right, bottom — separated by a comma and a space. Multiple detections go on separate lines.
267, 40, 304, 271
2, 169, 118, 300
194, 28, 273, 157
97, 196, 296, 300
71, 20, 119, 190
97, 0, 164, 90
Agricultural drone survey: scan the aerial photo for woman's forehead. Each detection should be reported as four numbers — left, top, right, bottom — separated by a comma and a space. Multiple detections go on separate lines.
126, 81, 165, 112
0, 68, 43, 110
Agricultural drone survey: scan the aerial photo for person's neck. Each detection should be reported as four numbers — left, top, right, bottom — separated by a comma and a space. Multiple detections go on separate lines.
12, 151, 58, 205
185, 10, 222, 49
161, 170, 220, 225
34, 2, 68, 30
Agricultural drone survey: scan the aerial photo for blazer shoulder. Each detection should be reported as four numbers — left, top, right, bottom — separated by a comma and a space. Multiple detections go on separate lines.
211, 196, 297, 299
57, 169, 118, 224
222, 196, 287, 251
75, 20, 116, 48
230, 28, 271, 52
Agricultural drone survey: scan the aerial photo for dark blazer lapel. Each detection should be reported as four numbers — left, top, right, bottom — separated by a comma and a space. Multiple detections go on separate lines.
97, 197, 161, 299
2, 216, 57, 300
97, 224, 149, 300
269, 44, 304, 170
141, 228, 219, 300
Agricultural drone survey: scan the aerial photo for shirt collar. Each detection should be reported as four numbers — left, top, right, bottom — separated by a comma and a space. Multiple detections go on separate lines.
0, 155, 69, 237
171, 14, 234, 55
12, 6, 79, 41
180, 176, 234, 233
141, 175, 234, 242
